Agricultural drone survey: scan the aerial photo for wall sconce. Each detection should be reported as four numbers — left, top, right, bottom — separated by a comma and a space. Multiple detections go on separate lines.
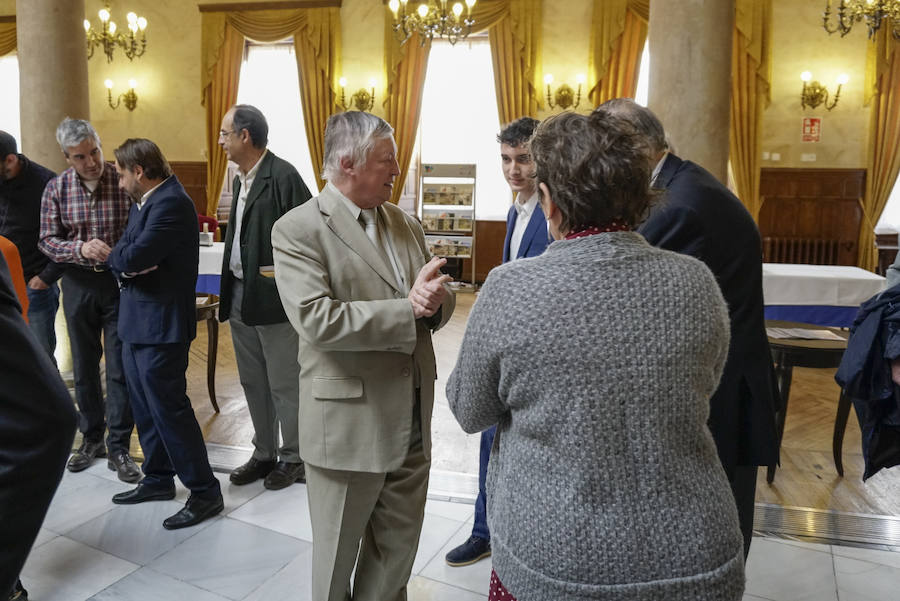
105, 79, 138, 111
339, 77, 376, 112
84, 3, 148, 63
800, 71, 848, 111
544, 73, 585, 110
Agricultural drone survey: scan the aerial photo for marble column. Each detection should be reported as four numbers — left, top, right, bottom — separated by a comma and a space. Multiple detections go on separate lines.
647, 0, 734, 184
16, 0, 89, 172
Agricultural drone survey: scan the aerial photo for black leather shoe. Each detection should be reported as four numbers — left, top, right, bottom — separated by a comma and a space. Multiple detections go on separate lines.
445, 536, 491, 567
112, 483, 176, 505
67, 439, 107, 472
229, 457, 276, 485
264, 461, 306, 490
108, 450, 142, 483
162, 495, 224, 530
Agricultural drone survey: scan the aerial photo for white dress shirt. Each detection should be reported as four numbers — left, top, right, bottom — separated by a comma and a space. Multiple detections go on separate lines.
229, 150, 267, 279
509, 190, 539, 261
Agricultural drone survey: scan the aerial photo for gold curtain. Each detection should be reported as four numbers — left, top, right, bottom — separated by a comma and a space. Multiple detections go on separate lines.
383, 0, 541, 204
588, 0, 648, 106
202, 18, 243, 219
383, 29, 431, 205
486, 0, 541, 124
729, 0, 771, 221
0, 20, 15, 56
200, 6, 340, 216
859, 30, 900, 270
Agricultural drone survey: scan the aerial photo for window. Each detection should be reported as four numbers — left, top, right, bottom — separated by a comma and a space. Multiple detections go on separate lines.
414, 37, 508, 220
635, 41, 649, 107
875, 181, 900, 234
220, 41, 319, 219
0, 53, 20, 143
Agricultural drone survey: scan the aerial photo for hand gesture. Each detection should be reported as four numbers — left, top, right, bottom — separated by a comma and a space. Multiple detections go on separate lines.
81, 238, 112, 261
408, 256, 452, 319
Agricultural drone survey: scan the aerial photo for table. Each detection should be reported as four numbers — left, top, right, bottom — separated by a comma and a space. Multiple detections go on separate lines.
763, 263, 885, 327
198, 242, 225, 295
196, 242, 224, 411
765, 320, 850, 483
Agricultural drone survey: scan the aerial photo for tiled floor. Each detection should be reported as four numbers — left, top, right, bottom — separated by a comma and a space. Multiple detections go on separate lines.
19, 463, 900, 601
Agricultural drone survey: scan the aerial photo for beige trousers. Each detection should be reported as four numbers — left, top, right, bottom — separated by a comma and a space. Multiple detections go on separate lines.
306, 441, 430, 601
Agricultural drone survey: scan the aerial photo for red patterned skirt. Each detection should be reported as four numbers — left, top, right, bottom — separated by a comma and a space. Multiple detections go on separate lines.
489, 569, 518, 601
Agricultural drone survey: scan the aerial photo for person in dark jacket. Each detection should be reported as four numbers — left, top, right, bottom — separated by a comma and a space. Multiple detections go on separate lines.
0, 130, 63, 359
0, 252, 76, 600
594, 98, 779, 559
107, 138, 222, 530
217, 104, 313, 490
835, 282, 900, 480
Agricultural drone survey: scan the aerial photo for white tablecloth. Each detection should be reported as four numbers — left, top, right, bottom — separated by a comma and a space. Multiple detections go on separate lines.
762, 263, 885, 307
198, 242, 225, 275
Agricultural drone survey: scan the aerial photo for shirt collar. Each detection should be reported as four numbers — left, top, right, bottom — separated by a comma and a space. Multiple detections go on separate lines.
238, 149, 267, 185
329, 181, 364, 221
137, 177, 169, 209
651, 151, 669, 185
514, 190, 539, 218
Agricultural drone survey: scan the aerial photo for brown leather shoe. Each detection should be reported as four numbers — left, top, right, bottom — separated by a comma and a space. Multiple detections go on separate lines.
264, 461, 305, 490
229, 458, 276, 485
67, 439, 107, 472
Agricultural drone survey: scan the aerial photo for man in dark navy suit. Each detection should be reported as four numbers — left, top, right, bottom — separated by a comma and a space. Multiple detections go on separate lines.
446, 117, 552, 567
594, 99, 778, 559
107, 138, 223, 530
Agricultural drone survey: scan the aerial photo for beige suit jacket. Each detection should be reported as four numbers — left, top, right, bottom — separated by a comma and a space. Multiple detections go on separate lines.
272, 184, 454, 473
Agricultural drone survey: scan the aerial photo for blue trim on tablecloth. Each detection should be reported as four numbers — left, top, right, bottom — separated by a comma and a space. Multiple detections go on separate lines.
764, 305, 858, 328
196, 274, 221, 295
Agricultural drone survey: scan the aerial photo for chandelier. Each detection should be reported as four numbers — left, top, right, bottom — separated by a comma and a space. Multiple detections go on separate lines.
388, 0, 477, 46
823, 0, 900, 40
84, 3, 148, 62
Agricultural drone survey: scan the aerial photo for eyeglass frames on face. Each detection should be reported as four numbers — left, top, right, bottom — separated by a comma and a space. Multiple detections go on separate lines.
219, 129, 238, 139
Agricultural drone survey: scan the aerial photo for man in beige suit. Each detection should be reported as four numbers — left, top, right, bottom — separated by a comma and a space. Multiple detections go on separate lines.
272, 111, 454, 601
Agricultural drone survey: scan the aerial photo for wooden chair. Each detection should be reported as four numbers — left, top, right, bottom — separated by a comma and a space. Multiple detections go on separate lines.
195, 295, 220, 413
195, 215, 222, 411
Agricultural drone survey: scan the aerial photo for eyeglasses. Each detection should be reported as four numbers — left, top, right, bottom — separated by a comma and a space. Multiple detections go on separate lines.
218, 129, 238, 139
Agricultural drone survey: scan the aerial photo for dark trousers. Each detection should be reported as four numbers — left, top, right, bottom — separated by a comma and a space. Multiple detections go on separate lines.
122, 340, 220, 499
61, 269, 133, 452
472, 424, 496, 541
730, 464, 758, 561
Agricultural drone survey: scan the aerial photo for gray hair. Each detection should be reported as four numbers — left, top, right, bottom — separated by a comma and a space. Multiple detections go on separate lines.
593, 98, 668, 156
322, 112, 394, 182
231, 104, 268, 149
56, 118, 101, 155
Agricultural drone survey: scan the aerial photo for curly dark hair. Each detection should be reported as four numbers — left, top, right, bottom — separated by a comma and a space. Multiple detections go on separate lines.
530, 112, 658, 233
497, 117, 540, 147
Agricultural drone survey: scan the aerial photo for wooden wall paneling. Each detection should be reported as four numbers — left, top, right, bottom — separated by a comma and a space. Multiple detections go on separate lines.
759, 168, 866, 266
459, 220, 507, 284
170, 161, 208, 217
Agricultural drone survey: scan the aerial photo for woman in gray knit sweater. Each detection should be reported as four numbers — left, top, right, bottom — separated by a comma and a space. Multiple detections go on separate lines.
447, 112, 745, 601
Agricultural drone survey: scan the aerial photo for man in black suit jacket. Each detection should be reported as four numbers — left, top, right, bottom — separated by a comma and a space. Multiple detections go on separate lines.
594, 99, 778, 559
0, 253, 76, 599
107, 138, 223, 530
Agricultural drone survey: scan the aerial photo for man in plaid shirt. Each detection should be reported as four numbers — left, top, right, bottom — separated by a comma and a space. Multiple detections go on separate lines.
39, 118, 140, 483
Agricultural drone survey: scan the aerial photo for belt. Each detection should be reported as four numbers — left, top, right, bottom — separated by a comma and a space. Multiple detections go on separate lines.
70, 263, 110, 273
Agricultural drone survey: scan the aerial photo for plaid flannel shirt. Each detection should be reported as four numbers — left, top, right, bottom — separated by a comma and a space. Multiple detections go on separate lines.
39, 162, 130, 268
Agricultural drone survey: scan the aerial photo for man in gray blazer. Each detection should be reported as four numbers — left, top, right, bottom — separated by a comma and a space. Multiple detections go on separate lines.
272, 111, 454, 601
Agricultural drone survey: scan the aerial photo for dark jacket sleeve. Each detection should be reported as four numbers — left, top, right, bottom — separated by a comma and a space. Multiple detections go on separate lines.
0, 255, 76, 593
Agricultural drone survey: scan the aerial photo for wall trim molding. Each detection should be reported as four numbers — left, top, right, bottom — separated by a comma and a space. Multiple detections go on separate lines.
198, 1, 341, 12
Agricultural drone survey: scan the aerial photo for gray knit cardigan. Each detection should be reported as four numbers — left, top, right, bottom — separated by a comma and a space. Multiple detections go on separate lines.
447, 232, 745, 601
